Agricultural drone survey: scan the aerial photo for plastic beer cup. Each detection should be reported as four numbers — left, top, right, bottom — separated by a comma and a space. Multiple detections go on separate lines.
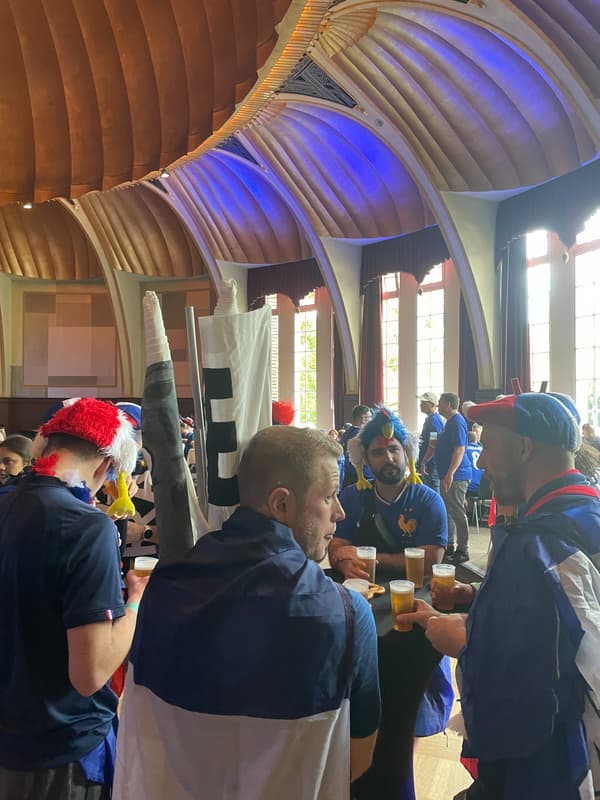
343, 578, 370, 599
404, 547, 425, 588
356, 546, 377, 582
133, 556, 158, 577
390, 580, 415, 632
431, 563, 455, 611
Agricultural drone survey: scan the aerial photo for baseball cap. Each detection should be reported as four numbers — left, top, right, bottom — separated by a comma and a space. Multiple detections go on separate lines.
418, 392, 438, 405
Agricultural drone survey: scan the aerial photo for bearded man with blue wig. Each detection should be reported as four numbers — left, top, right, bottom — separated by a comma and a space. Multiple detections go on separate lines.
328, 407, 448, 579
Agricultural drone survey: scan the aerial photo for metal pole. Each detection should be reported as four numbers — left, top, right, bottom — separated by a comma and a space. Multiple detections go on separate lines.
185, 305, 209, 520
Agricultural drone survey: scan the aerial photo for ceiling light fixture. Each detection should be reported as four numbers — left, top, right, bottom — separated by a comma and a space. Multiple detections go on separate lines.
159, 168, 170, 179
23, 201, 33, 209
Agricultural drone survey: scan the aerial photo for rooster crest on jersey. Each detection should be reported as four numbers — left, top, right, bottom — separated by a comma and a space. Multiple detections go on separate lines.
348, 406, 421, 490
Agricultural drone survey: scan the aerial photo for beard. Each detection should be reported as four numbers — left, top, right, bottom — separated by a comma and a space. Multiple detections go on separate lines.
374, 464, 404, 485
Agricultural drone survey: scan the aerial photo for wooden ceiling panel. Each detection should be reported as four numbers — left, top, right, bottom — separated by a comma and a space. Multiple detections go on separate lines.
0, 0, 293, 204
0, 202, 100, 281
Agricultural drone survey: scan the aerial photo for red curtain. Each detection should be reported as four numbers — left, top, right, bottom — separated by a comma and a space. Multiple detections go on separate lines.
359, 278, 384, 408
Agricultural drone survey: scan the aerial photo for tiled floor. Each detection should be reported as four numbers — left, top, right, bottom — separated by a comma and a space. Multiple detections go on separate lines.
464, 522, 492, 573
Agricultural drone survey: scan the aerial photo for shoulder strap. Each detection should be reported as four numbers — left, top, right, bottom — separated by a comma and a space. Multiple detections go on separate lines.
334, 582, 355, 698
361, 487, 403, 551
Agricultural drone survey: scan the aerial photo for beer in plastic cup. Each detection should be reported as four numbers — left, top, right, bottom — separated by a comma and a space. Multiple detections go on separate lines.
431, 563, 455, 611
343, 578, 370, 599
404, 547, 425, 588
390, 580, 415, 632
133, 556, 158, 577
356, 546, 377, 582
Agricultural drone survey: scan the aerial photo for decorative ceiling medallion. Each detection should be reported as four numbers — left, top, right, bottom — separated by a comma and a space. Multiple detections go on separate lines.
317, 9, 378, 59
279, 56, 356, 107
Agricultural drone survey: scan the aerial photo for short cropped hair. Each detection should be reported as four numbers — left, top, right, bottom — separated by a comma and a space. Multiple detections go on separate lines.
238, 426, 342, 509
467, 431, 478, 444
440, 392, 459, 410
352, 405, 371, 423
44, 433, 105, 462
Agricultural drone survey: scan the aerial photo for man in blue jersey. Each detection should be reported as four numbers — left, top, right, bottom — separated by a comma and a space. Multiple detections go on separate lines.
429, 392, 472, 563
416, 392, 445, 494
329, 407, 447, 580
397, 391, 600, 800
114, 426, 380, 800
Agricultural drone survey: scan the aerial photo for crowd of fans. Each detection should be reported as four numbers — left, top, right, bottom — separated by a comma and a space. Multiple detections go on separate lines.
0, 392, 599, 800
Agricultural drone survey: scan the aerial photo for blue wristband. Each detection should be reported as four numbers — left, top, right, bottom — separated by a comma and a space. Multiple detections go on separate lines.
125, 601, 139, 614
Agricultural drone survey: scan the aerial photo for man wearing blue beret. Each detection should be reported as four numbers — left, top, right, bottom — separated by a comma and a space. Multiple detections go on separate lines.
397, 391, 600, 800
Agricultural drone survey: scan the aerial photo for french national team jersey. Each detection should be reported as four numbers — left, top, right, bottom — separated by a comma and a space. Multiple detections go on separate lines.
335, 482, 448, 551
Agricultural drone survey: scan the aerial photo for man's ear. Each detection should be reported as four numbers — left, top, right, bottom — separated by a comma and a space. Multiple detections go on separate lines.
518, 436, 536, 463
265, 486, 294, 524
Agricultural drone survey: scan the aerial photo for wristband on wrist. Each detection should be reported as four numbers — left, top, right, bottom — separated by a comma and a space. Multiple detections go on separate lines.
126, 601, 139, 614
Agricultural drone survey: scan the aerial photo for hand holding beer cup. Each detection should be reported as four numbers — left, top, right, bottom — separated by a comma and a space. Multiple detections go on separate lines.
332, 545, 371, 580
356, 546, 377, 582
430, 579, 475, 610
394, 597, 440, 631
431, 563, 456, 612
425, 614, 468, 658
126, 569, 150, 604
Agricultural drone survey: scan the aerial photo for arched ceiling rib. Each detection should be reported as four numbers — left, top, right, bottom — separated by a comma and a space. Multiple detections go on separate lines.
78, 185, 207, 278
244, 101, 435, 239
173, 152, 312, 265
317, 5, 596, 192
0, 0, 292, 205
0, 202, 100, 281
510, 0, 600, 98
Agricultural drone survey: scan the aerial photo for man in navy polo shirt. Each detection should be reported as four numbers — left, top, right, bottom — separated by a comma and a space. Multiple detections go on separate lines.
0, 398, 147, 800
433, 392, 472, 562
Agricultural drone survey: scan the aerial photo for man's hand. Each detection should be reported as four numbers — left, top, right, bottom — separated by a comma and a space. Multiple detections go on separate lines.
425, 614, 468, 657
395, 598, 440, 630
126, 571, 150, 603
431, 580, 475, 609
441, 473, 454, 494
331, 545, 371, 580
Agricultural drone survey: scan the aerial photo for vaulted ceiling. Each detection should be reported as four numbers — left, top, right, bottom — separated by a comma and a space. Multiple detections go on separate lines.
0, 0, 598, 391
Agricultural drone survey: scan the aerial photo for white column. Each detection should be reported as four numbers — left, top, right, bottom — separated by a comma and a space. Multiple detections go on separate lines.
277, 294, 295, 407
316, 288, 334, 430
398, 273, 419, 430
549, 238, 575, 396
444, 260, 461, 397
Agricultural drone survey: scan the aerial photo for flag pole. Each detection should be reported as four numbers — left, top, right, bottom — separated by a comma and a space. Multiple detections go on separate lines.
185, 305, 209, 520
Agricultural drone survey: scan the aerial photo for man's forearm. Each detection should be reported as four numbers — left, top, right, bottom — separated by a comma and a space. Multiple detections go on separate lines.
445, 446, 465, 479
421, 444, 435, 467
